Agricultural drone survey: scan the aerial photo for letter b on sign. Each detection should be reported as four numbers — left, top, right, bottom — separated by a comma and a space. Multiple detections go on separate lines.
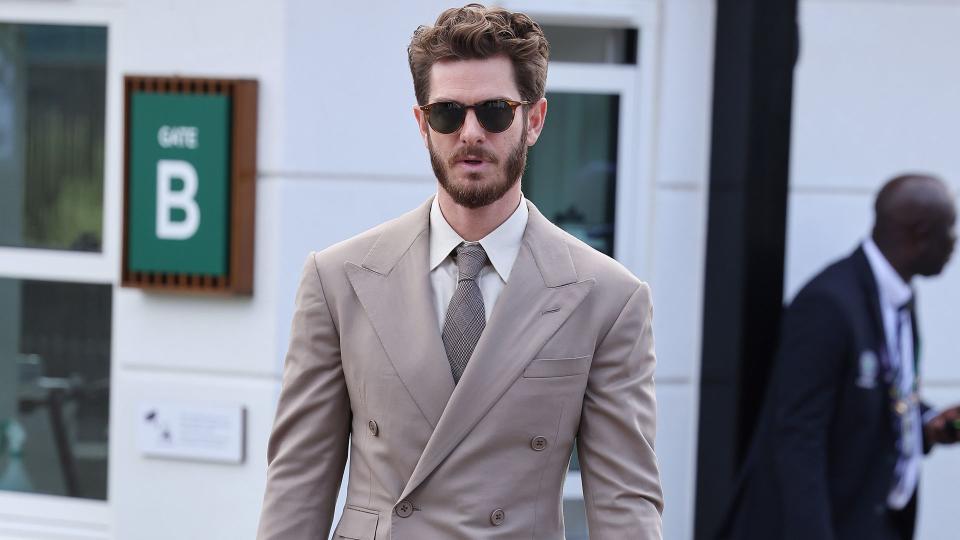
156, 160, 201, 240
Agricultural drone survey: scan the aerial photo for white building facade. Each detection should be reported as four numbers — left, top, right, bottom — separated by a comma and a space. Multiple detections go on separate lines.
0, 0, 955, 539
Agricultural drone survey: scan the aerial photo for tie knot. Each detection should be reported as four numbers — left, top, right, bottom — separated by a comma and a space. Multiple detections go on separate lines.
455, 242, 487, 280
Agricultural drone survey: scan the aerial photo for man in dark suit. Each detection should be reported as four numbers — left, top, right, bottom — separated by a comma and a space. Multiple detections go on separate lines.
720, 174, 959, 540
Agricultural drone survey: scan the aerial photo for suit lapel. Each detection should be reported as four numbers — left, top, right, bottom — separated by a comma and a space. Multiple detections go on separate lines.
853, 247, 888, 360
345, 198, 454, 429
400, 201, 595, 500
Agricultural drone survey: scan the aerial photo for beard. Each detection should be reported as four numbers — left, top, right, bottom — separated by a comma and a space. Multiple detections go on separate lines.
429, 128, 528, 209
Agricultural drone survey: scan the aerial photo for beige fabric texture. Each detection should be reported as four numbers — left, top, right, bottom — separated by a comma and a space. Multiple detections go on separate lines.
257, 197, 663, 540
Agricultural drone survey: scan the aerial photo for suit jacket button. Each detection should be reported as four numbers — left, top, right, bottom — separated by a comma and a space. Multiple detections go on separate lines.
531, 436, 548, 451
368, 420, 379, 436
490, 508, 505, 526
396, 500, 413, 518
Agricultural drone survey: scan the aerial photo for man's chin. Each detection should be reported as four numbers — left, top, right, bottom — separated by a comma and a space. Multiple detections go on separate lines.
440, 177, 516, 209
445, 188, 498, 209
450, 173, 490, 188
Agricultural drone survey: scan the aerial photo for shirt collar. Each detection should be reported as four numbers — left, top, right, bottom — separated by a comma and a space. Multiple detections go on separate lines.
862, 238, 913, 309
429, 194, 528, 282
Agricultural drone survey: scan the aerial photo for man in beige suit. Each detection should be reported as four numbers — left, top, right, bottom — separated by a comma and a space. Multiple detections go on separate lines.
257, 4, 663, 539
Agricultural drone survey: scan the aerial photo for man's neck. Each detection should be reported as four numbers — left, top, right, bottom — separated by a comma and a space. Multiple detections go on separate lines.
437, 183, 522, 241
872, 233, 914, 283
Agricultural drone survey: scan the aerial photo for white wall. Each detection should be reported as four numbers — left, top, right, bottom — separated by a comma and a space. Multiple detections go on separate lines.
786, 2, 960, 539
646, 0, 715, 538
110, 2, 288, 539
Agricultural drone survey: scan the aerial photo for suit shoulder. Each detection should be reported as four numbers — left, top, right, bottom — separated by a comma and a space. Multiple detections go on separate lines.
558, 227, 643, 294
786, 253, 871, 332
311, 225, 380, 269
311, 207, 423, 274
791, 253, 861, 305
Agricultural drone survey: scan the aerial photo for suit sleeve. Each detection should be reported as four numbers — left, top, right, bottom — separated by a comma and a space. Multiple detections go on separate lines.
578, 282, 664, 539
770, 290, 849, 540
257, 253, 351, 540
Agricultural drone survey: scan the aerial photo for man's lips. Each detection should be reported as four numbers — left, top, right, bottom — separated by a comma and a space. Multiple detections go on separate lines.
452, 157, 493, 171
449, 147, 497, 167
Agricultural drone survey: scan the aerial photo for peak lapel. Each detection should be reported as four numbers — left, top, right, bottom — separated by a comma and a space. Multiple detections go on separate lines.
853, 247, 891, 370
400, 201, 595, 500
345, 198, 454, 429
853, 247, 885, 340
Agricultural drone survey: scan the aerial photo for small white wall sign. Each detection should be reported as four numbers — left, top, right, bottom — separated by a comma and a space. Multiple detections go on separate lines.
138, 401, 245, 464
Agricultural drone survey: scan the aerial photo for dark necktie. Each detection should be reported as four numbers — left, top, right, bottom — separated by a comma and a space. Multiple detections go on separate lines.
441, 243, 488, 383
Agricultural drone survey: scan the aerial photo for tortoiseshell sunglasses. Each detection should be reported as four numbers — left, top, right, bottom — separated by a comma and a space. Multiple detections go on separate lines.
419, 99, 530, 134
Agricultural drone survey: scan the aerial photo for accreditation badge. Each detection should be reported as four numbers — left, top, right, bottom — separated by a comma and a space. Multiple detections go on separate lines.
856, 350, 879, 389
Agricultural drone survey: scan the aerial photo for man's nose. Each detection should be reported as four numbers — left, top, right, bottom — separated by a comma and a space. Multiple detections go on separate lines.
459, 108, 486, 145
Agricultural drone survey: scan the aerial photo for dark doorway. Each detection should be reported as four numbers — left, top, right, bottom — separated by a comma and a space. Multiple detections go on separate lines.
694, 1, 799, 538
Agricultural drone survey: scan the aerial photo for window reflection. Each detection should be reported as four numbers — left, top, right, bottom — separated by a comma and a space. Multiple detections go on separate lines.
0, 278, 111, 500
0, 24, 107, 252
524, 92, 619, 257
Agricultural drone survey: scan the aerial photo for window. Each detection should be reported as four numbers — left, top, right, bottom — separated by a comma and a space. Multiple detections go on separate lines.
0, 22, 111, 504
524, 92, 619, 257
541, 25, 638, 65
0, 279, 111, 500
0, 24, 107, 252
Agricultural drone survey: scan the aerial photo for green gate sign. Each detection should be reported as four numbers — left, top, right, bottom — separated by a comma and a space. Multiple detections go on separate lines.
122, 77, 258, 295
128, 92, 230, 275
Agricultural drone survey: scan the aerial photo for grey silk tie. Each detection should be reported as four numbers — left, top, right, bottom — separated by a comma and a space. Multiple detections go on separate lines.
442, 242, 488, 383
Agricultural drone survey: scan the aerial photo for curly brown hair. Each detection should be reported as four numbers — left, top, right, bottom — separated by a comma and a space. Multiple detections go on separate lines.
408, 3, 550, 106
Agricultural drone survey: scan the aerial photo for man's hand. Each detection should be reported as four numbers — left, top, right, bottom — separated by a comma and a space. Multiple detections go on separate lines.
924, 405, 960, 446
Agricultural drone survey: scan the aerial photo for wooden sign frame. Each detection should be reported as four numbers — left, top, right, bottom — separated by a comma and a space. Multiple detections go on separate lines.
121, 76, 257, 295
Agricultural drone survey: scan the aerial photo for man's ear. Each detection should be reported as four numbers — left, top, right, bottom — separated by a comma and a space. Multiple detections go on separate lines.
524, 97, 548, 146
413, 105, 430, 148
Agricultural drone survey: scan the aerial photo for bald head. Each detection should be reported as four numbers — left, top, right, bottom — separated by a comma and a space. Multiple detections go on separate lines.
872, 174, 956, 279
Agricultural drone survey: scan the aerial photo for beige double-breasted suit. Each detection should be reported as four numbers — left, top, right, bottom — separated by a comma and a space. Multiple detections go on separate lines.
257, 197, 663, 539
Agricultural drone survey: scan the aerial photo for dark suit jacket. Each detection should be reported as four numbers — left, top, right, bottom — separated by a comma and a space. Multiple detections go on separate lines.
719, 247, 928, 540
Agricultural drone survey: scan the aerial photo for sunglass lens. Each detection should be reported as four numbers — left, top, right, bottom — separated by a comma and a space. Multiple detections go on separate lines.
477, 100, 516, 133
428, 102, 465, 134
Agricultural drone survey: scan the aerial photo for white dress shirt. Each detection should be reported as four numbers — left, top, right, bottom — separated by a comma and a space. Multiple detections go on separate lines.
429, 194, 528, 330
862, 238, 922, 510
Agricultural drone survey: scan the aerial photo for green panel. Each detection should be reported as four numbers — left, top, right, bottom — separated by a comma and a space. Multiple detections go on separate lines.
127, 92, 231, 275
523, 92, 619, 257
